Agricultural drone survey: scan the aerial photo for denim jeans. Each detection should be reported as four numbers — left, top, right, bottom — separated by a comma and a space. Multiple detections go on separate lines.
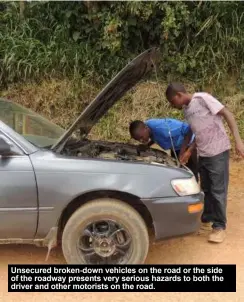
198, 150, 229, 230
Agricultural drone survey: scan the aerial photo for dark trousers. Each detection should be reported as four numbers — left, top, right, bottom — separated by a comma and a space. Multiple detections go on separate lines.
198, 150, 229, 230
171, 149, 199, 182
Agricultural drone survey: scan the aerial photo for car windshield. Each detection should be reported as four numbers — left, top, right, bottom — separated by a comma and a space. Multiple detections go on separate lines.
0, 98, 66, 148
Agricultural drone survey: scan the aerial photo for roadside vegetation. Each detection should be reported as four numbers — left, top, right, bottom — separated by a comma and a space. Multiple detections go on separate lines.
1, 1, 244, 143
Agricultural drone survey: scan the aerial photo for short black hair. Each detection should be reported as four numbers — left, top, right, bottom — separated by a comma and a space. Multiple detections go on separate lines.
165, 82, 186, 101
129, 120, 145, 138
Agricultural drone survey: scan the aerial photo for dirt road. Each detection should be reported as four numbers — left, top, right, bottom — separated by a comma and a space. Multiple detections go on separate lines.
1, 160, 243, 302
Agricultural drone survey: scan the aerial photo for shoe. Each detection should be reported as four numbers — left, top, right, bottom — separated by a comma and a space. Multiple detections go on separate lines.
208, 228, 226, 243
197, 222, 212, 235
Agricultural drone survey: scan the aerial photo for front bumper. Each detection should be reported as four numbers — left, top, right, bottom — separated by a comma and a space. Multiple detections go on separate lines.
141, 192, 204, 241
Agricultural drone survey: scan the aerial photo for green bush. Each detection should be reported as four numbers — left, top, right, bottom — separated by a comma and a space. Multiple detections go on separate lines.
1, 1, 244, 90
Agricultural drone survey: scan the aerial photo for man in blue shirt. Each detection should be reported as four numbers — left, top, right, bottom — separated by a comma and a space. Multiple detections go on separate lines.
129, 118, 198, 181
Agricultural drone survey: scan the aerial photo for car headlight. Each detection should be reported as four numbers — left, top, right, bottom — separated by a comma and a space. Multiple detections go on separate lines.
171, 176, 200, 196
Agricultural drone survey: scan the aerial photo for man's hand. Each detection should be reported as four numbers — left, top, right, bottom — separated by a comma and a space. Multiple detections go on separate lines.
179, 149, 192, 165
137, 144, 149, 153
137, 139, 155, 153
236, 140, 244, 158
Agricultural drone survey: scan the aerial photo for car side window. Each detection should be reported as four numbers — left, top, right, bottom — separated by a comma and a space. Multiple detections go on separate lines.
0, 132, 24, 157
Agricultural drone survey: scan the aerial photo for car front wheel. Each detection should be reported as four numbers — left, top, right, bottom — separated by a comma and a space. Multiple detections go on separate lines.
61, 198, 149, 264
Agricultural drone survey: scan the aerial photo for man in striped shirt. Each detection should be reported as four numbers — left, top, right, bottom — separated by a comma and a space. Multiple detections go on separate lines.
165, 82, 244, 243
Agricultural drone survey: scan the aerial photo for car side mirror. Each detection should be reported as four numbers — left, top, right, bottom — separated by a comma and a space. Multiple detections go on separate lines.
0, 136, 11, 156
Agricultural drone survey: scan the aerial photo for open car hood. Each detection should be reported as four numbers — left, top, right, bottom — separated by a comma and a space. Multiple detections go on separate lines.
51, 47, 159, 153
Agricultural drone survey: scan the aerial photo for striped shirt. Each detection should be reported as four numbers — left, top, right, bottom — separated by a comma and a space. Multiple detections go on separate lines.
183, 92, 231, 157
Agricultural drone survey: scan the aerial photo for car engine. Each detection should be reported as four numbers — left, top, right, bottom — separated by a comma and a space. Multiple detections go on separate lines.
63, 139, 178, 167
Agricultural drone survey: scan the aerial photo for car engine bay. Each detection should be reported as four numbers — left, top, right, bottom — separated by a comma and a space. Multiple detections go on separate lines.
63, 139, 178, 167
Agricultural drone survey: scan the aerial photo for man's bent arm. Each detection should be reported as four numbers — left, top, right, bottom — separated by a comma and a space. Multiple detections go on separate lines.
218, 107, 244, 158
218, 107, 242, 143
188, 140, 196, 153
180, 127, 194, 156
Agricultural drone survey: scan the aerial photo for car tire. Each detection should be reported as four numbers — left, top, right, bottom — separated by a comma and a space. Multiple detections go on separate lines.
61, 198, 149, 264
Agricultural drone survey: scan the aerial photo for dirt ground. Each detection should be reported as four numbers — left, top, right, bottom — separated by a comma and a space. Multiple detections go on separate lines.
0, 160, 243, 302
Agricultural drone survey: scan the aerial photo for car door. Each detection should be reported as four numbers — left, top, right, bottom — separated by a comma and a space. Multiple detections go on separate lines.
0, 132, 38, 239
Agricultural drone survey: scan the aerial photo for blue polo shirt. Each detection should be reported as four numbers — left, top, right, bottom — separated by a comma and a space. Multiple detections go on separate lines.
145, 118, 195, 151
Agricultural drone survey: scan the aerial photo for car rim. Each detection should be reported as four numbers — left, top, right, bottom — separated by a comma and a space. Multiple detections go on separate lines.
76, 219, 132, 264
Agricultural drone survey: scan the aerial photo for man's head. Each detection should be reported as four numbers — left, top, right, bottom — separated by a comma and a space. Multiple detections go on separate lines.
165, 82, 190, 109
129, 120, 151, 143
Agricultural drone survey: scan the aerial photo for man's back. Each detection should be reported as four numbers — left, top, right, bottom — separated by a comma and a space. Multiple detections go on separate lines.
145, 118, 192, 151
184, 92, 231, 157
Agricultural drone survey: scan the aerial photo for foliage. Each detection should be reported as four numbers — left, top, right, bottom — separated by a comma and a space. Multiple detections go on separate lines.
1, 1, 244, 89
2, 79, 244, 147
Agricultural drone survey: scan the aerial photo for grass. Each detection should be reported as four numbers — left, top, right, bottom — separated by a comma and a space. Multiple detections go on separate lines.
1, 78, 244, 154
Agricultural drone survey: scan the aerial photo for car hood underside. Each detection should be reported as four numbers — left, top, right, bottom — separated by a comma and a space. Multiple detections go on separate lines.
51, 48, 159, 153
